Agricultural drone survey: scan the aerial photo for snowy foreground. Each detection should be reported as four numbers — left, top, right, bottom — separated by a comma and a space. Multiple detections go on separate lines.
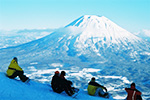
0, 72, 114, 100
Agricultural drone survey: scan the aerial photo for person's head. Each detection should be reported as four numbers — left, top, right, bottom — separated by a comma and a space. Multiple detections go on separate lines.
131, 82, 135, 89
91, 77, 95, 82
13, 57, 18, 63
55, 71, 59, 75
60, 71, 66, 76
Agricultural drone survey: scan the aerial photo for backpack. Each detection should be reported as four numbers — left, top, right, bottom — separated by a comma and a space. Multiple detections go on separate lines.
136, 95, 142, 100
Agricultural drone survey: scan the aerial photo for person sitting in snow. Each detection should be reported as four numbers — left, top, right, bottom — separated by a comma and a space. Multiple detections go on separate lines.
51, 71, 63, 93
51, 71, 78, 96
6, 57, 29, 82
87, 77, 108, 98
125, 82, 142, 100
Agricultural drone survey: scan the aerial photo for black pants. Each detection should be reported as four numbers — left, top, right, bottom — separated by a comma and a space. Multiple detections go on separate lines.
8, 71, 29, 82
52, 85, 64, 93
53, 84, 74, 96
63, 84, 74, 96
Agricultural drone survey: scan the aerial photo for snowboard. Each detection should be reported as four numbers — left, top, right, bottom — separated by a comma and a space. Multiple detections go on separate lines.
98, 92, 112, 99
71, 88, 80, 98
24, 78, 31, 85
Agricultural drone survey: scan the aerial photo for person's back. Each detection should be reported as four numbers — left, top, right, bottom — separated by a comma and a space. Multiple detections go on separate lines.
59, 71, 72, 86
88, 80, 100, 95
125, 83, 142, 100
7, 57, 23, 76
59, 71, 75, 96
52, 71, 79, 96
6, 57, 29, 82
51, 71, 63, 93
87, 77, 108, 97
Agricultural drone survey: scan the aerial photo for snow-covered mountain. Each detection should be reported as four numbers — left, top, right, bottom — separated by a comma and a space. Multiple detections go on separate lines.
65, 15, 150, 62
0, 15, 150, 99
1, 15, 149, 67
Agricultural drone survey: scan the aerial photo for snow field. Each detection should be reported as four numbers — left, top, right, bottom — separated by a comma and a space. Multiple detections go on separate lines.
0, 72, 113, 100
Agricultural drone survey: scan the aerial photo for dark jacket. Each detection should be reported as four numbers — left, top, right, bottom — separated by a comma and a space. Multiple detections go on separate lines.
60, 74, 72, 86
51, 74, 63, 93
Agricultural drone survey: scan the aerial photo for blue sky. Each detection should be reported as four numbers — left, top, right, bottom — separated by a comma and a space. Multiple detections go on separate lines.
0, 0, 150, 32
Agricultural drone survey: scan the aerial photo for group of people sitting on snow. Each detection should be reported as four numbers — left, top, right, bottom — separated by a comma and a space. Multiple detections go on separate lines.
6, 57, 142, 100
51, 70, 79, 96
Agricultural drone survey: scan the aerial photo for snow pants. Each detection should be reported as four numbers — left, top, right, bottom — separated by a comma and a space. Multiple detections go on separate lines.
7, 70, 29, 82
95, 87, 109, 98
95, 88, 105, 96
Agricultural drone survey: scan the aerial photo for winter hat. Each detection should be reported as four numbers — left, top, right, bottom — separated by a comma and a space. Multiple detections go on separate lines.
131, 83, 135, 87
55, 71, 59, 74
13, 57, 17, 60
61, 71, 66, 76
91, 77, 95, 81
13, 57, 18, 62
131, 82, 136, 89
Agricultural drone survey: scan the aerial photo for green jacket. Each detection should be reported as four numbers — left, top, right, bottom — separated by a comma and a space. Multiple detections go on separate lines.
87, 80, 106, 95
6, 59, 23, 76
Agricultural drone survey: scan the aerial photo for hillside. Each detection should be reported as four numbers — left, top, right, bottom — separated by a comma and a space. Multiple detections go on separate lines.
0, 72, 113, 100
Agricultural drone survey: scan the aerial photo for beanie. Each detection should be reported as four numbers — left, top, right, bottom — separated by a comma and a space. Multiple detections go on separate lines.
55, 71, 59, 74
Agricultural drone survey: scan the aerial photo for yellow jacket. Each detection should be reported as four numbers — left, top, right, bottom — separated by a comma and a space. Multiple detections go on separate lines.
6, 59, 23, 76
87, 84, 98, 95
87, 81, 105, 96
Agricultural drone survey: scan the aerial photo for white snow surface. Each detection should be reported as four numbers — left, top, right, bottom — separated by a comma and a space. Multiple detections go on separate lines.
0, 72, 114, 100
0, 15, 150, 100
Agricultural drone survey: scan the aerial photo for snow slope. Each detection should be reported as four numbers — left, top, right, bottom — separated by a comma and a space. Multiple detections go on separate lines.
0, 72, 114, 100
0, 15, 150, 99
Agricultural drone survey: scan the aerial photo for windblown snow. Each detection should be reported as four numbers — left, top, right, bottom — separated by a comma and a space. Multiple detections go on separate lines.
0, 15, 150, 100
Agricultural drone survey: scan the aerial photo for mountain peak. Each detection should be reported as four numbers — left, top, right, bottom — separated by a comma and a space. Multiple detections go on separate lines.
80, 15, 105, 19
64, 15, 144, 51
65, 15, 108, 28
